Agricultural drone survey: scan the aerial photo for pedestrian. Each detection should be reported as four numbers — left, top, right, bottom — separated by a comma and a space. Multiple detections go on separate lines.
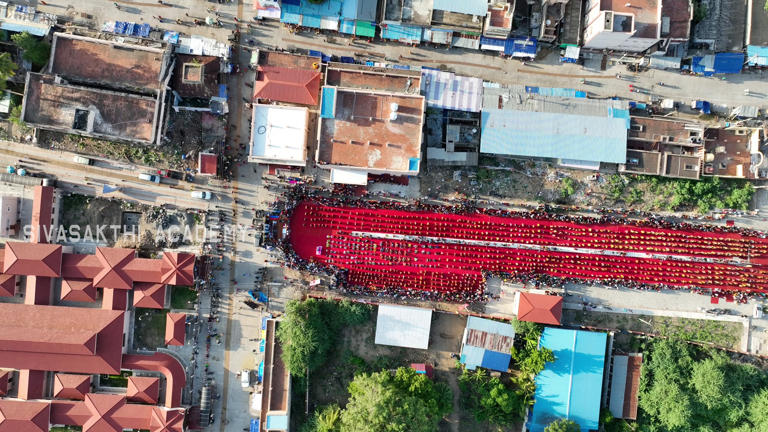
40, 1, 47, 4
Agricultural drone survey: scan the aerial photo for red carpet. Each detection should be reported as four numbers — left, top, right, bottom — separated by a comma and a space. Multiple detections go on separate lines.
289, 201, 768, 296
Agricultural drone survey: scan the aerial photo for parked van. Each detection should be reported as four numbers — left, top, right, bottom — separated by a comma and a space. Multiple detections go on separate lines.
73, 155, 93, 165
190, 191, 212, 200
138, 173, 161, 183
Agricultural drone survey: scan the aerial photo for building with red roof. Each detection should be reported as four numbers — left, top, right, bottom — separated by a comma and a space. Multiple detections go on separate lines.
253, 65, 321, 106
165, 313, 186, 346
198, 152, 217, 176
0, 185, 196, 432
514, 291, 563, 325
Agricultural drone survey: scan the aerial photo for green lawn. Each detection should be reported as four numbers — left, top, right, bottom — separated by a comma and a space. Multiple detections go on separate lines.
170, 286, 198, 310
133, 308, 168, 349
99, 371, 132, 388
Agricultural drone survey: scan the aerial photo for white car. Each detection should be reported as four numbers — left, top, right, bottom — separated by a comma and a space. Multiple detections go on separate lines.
138, 173, 161, 183
240, 370, 250, 388
191, 191, 212, 200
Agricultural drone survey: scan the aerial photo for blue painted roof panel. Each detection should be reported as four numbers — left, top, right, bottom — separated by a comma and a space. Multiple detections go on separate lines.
480, 350, 511, 372
433, 0, 488, 16
466, 316, 515, 337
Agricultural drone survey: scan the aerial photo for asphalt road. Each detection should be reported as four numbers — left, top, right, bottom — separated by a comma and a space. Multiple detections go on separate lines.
0, 140, 223, 209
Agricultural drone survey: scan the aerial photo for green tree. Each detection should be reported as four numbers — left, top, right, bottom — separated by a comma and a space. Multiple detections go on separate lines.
544, 419, 581, 432
10, 31, 50, 67
0, 52, 16, 90
458, 368, 524, 425
339, 369, 449, 432
277, 299, 372, 376
560, 177, 576, 199
302, 404, 341, 432
748, 388, 768, 430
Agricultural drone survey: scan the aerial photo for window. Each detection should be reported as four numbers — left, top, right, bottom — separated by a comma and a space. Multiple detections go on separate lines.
684, 164, 695, 170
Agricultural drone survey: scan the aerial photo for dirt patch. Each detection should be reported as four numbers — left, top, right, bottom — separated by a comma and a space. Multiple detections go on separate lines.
38, 110, 227, 172
563, 309, 743, 350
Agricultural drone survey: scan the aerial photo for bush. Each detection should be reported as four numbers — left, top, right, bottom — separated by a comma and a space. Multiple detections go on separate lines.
277, 299, 372, 376
459, 368, 524, 425
11, 31, 50, 68
560, 177, 576, 199
607, 175, 626, 201
545, 419, 581, 432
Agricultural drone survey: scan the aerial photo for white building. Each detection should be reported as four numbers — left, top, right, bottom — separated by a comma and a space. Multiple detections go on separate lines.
248, 104, 309, 167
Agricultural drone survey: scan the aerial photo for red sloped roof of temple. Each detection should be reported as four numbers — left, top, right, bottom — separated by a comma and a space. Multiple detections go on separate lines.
150, 407, 184, 432
165, 313, 186, 346
3, 242, 62, 277
133, 283, 166, 309
0, 371, 8, 397
83, 393, 125, 432
61, 279, 97, 302
53, 374, 91, 400
0, 303, 125, 374
122, 353, 186, 408
253, 65, 321, 106
92, 248, 134, 289
0, 275, 14, 297
126, 376, 160, 405
30, 185, 53, 243
517, 292, 563, 325
160, 253, 195, 286
0, 400, 50, 432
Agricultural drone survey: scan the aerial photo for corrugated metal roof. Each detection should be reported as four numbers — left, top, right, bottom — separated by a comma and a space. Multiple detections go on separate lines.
460, 344, 485, 370
649, 55, 682, 70
466, 316, 515, 337
609, 355, 628, 419
480, 109, 628, 164
433, 0, 488, 16
381, 23, 422, 44
480, 350, 511, 371
747, 45, 768, 66
466, 328, 514, 352
341, 0, 377, 21
421, 69, 483, 112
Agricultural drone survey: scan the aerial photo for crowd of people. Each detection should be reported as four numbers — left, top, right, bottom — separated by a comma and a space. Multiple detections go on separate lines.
262, 185, 767, 304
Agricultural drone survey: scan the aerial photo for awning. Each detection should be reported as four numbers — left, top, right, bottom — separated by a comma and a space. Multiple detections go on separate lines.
320, 16, 338, 30
339, 18, 355, 34
380, 23, 421, 44
302, 14, 322, 29
505, 37, 537, 58
330, 168, 368, 185
280, 8, 301, 25
423, 28, 452, 44
0, 21, 49, 36
452, 32, 480, 49
355, 20, 375, 38
564, 45, 580, 60
480, 36, 505, 52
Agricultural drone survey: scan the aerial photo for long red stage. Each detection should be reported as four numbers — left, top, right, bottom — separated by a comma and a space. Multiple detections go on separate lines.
289, 201, 768, 297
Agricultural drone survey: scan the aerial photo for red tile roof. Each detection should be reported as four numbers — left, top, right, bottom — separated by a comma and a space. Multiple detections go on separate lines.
61, 254, 103, 279
30, 186, 53, 243
198, 152, 217, 175
93, 248, 134, 289
165, 313, 186, 346
0, 274, 15, 297
61, 279, 97, 303
517, 292, 563, 325
17, 370, 45, 400
160, 253, 195, 286
83, 393, 124, 432
0, 303, 124, 374
122, 353, 186, 408
127, 376, 160, 404
53, 374, 91, 400
253, 65, 321, 106
133, 282, 167, 309
101, 288, 127, 311
122, 258, 164, 283
150, 407, 184, 432
3, 242, 62, 277
0, 400, 50, 432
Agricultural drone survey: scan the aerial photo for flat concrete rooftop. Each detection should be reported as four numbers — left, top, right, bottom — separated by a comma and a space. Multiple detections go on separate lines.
23, 73, 157, 143
318, 88, 424, 173
325, 63, 421, 93
50, 33, 165, 92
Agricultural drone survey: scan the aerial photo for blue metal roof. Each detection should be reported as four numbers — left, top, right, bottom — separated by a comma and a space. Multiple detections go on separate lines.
339, 18, 356, 34
266, 414, 289, 430
480, 36, 506, 47
340, 0, 377, 21
747, 45, 768, 66
280, 6, 301, 24
381, 23, 422, 44
505, 37, 537, 57
466, 316, 515, 337
433, 0, 488, 16
2, 22, 48, 36
480, 109, 628, 164
529, 328, 607, 432
481, 350, 511, 372
301, 14, 322, 29
460, 344, 485, 370
292, 0, 342, 16
320, 87, 336, 119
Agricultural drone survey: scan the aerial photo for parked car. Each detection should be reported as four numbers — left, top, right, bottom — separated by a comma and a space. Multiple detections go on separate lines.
138, 173, 161, 183
191, 191, 212, 200
157, 169, 183, 180
240, 370, 250, 388
72, 155, 93, 165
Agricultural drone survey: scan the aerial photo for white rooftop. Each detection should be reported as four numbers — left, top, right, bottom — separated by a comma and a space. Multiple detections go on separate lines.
375, 304, 432, 350
250, 104, 308, 166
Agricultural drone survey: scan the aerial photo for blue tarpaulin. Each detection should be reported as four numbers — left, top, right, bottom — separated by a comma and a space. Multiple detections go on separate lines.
692, 53, 744, 75
693, 100, 711, 114
302, 14, 322, 29
380, 23, 422, 44
747, 45, 768, 66
308, 50, 330, 62
250, 419, 260, 432
321, 87, 336, 118
102, 185, 119, 193
505, 37, 537, 58
218, 84, 227, 99
525, 86, 586, 98
282, 0, 299, 4
480, 36, 506, 51
340, 56, 355, 63
280, 7, 301, 25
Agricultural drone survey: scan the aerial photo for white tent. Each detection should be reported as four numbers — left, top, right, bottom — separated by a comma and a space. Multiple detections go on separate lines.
375, 304, 432, 349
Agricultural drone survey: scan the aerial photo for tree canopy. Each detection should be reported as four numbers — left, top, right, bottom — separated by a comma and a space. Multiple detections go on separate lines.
544, 419, 581, 432
638, 338, 768, 431
458, 368, 525, 425
0, 52, 16, 91
276, 299, 371, 376
334, 367, 451, 432
11, 32, 50, 68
